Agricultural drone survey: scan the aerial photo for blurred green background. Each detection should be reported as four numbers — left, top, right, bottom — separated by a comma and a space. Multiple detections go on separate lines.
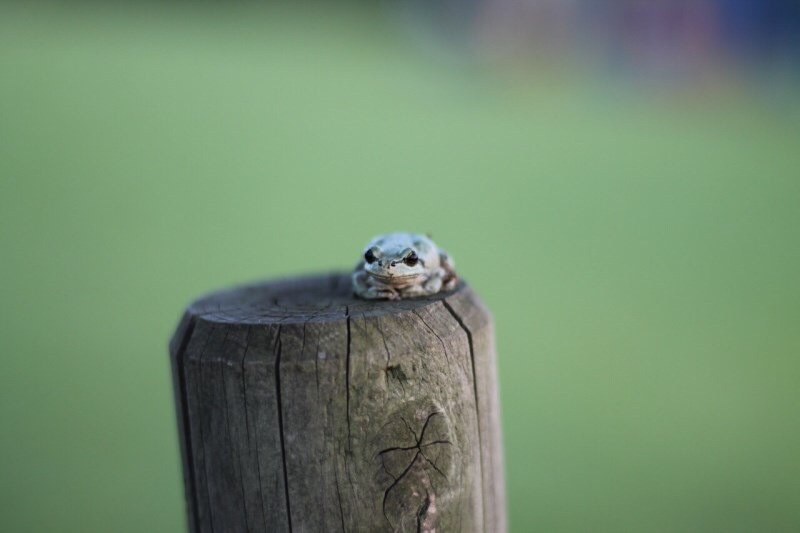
1, 3, 799, 532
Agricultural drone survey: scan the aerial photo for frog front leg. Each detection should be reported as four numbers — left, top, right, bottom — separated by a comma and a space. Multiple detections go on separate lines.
352, 270, 400, 300
399, 268, 445, 298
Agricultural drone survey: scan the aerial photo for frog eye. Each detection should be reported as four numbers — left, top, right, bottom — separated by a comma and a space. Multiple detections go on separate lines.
364, 248, 378, 264
403, 251, 419, 267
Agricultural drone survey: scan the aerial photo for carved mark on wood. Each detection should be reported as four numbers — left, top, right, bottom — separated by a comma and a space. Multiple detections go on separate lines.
373, 403, 455, 531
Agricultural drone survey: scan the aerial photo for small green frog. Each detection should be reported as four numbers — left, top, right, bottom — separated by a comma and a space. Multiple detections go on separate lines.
352, 232, 458, 300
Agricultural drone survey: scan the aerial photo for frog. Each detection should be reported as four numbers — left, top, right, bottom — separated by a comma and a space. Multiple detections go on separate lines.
352, 232, 458, 300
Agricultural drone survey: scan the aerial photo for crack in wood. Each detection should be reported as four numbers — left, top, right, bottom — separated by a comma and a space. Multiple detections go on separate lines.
379, 412, 451, 529
274, 327, 293, 533
219, 330, 251, 531
376, 315, 391, 364
416, 493, 432, 533
412, 309, 451, 366
333, 458, 347, 532
240, 326, 270, 532
345, 306, 352, 451
195, 324, 216, 532
442, 299, 487, 533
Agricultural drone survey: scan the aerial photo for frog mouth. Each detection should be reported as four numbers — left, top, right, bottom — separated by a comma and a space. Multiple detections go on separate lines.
369, 272, 422, 282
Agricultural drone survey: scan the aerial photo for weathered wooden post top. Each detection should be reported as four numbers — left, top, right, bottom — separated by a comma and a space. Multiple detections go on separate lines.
169, 272, 505, 532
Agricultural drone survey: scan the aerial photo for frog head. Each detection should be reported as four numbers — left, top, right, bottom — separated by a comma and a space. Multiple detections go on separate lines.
361, 233, 435, 283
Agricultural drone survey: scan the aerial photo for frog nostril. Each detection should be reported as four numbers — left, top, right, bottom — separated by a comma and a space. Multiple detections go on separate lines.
390, 261, 397, 267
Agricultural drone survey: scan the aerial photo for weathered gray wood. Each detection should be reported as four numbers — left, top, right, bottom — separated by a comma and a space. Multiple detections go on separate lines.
169, 273, 505, 532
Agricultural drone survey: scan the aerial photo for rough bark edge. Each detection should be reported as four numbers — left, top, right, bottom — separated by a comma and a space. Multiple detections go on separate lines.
169, 313, 200, 532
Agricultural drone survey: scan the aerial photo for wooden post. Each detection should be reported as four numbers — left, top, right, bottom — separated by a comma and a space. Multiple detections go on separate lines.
169, 273, 505, 532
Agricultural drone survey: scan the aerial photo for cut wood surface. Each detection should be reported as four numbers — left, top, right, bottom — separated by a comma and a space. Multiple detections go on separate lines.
169, 273, 505, 532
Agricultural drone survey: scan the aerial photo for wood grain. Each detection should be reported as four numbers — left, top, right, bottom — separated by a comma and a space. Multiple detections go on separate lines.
169, 273, 505, 532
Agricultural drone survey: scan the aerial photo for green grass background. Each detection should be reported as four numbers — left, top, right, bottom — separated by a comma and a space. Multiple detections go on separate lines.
1, 3, 799, 532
